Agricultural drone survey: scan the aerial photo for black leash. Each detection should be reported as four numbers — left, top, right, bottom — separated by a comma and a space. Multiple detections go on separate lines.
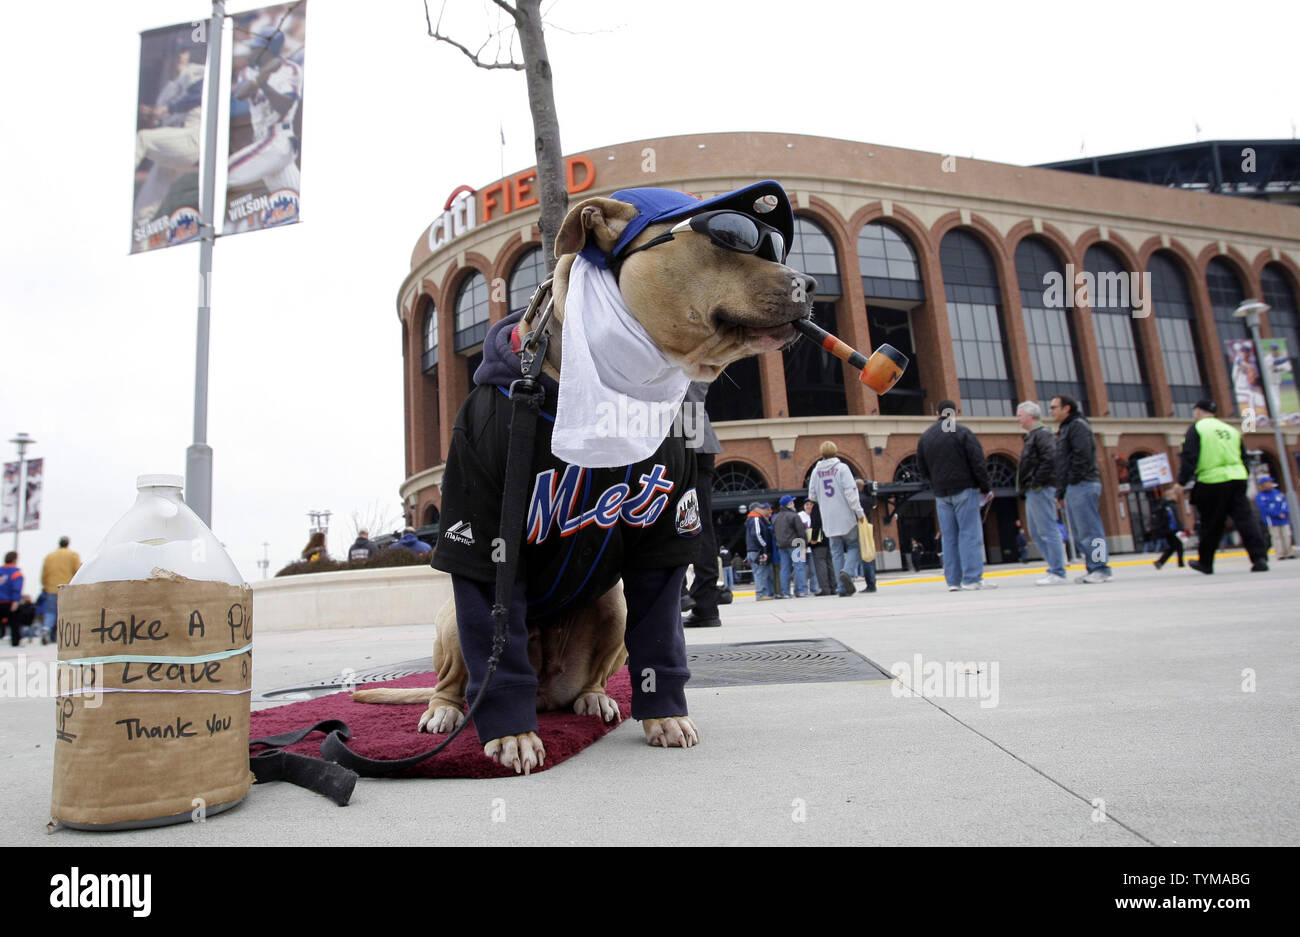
251, 281, 555, 790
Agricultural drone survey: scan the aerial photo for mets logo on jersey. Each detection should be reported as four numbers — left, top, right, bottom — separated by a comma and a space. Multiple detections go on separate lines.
261, 189, 300, 227
168, 208, 202, 245
526, 464, 675, 545
674, 488, 702, 537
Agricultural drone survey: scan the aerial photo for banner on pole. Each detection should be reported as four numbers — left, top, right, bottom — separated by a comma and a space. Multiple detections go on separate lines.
22, 458, 43, 531
224, 3, 307, 236
1226, 338, 1270, 427
1258, 337, 1300, 426
1, 462, 18, 534
130, 22, 209, 254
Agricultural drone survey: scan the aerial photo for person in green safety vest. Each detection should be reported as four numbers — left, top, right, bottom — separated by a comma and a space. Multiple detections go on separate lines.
1169, 399, 1270, 575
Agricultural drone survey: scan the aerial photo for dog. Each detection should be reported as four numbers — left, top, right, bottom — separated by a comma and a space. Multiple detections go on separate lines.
353, 181, 816, 774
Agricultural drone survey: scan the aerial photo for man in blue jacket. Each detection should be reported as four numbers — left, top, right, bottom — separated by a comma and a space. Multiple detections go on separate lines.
1253, 475, 1294, 560
395, 527, 432, 555
745, 503, 775, 600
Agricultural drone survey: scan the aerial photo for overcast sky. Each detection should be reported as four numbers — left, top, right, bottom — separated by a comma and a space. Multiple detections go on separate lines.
1, 0, 1296, 584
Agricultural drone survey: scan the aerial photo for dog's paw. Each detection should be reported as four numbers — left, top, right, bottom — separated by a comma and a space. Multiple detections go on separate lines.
483, 732, 546, 775
417, 704, 464, 734
642, 716, 699, 749
573, 692, 621, 723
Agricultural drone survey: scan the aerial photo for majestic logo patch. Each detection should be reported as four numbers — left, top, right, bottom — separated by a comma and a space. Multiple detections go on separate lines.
675, 488, 701, 536
443, 520, 475, 545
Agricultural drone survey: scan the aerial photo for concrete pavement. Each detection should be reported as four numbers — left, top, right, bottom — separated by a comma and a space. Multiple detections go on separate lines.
3, 552, 1296, 846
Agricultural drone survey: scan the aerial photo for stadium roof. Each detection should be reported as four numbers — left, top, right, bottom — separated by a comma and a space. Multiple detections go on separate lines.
1037, 140, 1300, 203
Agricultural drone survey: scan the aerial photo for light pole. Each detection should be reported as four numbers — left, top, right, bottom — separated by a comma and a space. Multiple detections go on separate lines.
257, 541, 270, 580
307, 510, 331, 534
6, 433, 35, 554
1233, 299, 1300, 543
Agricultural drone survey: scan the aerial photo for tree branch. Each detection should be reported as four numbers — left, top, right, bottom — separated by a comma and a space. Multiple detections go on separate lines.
424, 0, 525, 70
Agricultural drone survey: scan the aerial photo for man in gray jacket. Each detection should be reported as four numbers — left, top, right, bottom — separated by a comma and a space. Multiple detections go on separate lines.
1015, 401, 1067, 584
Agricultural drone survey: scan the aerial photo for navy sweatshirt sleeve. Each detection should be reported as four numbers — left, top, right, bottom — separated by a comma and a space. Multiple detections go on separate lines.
621, 566, 690, 720
451, 574, 538, 745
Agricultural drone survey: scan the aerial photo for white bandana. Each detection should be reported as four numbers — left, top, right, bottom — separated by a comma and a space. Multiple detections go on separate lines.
551, 255, 691, 468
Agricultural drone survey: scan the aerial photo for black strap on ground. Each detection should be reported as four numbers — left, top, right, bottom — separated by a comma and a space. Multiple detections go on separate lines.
249, 721, 358, 805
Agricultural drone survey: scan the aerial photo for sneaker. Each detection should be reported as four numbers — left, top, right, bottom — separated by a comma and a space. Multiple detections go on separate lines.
683, 613, 721, 628
962, 580, 998, 590
947, 585, 962, 592
757, 595, 776, 601
838, 571, 857, 595
1251, 561, 1269, 572
1036, 574, 1068, 586
1153, 559, 1165, 570
1078, 571, 1111, 584
1188, 561, 1212, 575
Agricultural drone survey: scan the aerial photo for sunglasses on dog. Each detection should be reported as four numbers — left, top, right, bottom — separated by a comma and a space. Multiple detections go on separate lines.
609, 210, 788, 280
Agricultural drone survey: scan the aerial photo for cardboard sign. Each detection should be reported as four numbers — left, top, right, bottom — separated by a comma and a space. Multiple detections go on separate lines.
1137, 453, 1174, 488
51, 578, 253, 828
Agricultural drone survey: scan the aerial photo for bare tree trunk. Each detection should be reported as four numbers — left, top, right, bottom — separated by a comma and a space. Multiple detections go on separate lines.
512, 0, 566, 273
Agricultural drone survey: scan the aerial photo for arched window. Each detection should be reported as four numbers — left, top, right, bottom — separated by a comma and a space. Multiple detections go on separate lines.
1085, 244, 1151, 418
783, 217, 845, 417
453, 271, 490, 352
508, 247, 546, 314
859, 221, 925, 415
893, 455, 924, 484
1149, 252, 1210, 417
986, 455, 1018, 491
421, 301, 437, 373
713, 461, 770, 493
1262, 264, 1299, 371
1016, 237, 1086, 415
940, 229, 1015, 416
1206, 258, 1250, 344
858, 222, 923, 303
787, 217, 841, 297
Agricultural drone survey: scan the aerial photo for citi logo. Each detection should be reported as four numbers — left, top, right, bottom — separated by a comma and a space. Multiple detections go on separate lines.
443, 520, 475, 545
49, 867, 151, 917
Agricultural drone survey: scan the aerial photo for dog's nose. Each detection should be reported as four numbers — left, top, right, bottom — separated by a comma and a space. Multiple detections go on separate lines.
797, 274, 818, 297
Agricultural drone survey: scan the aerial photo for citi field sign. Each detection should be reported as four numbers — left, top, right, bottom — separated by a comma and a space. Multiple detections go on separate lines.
428, 155, 596, 251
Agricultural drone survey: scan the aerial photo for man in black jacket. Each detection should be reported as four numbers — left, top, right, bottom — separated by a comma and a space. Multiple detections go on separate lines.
1016, 401, 1067, 584
1050, 394, 1113, 583
915, 399, 995, 591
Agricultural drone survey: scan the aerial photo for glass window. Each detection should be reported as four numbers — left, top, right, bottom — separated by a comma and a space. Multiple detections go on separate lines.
1206, 258, 1250, 344
714, 461, 769, 493
941, 229, 1014, 416
1085, 245, 1151, 417
787, 217, 841, 297
705, 356, 763, 422
453, 271, 490, 352
783, 300, 846, 417
508, 247, 546, 314
421, 301, 437, 373
1262, 264, 1300, 368
1017, 236, 1086, 412
858, 222, 923, 303
1148, 252, 1209, 417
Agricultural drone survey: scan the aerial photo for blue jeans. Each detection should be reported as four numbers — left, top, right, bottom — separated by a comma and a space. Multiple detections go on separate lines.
1025, 488, 1067, 578
857, 558, 877, 589
935, 487, 986, 587
827, 533, 861, 594
722, 566, 735, 591
777, 547, 808, 596
747, 550, 774, 597
1065, 480, 1111, 574
41, 591, 57, 641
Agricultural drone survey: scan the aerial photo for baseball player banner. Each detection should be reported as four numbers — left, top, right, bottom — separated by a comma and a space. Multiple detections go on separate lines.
0, 462, 18, 533
1226, 338, 1270, 427
223, 3, 307, 236
1258, 337, 1300, 426
131, 22, 209, 254
22, 458, 42, 531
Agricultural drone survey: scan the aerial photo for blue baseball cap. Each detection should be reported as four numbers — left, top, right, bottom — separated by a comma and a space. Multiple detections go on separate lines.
580, 180, 794, 270
779, 495, 796, 507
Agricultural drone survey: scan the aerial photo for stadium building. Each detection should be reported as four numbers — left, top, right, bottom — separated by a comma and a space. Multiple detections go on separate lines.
395, 133, 1300, 570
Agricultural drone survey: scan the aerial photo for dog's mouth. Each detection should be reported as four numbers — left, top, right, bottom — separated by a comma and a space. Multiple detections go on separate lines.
714, 311, 801, 352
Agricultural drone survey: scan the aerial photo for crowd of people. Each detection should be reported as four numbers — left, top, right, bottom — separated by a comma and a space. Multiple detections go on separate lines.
0, 536, 82, 646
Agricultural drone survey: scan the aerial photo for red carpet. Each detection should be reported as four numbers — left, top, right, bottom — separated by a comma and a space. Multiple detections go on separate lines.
250, 669, 632, 778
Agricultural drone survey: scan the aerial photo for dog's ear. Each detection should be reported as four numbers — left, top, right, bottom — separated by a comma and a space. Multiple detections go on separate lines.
555, 197, 639, 258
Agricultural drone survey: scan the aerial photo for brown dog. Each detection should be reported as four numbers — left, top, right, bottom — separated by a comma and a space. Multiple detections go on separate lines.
355, 183, 815, 773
